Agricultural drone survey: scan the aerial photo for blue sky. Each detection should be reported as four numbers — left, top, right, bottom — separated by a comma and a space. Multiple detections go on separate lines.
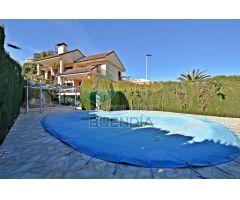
1, 19, 240, 81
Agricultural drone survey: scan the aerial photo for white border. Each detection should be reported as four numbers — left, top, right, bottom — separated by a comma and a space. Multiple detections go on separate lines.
1, 180, 240, 200
1, 0, 240, 19
1, 0, 240, 199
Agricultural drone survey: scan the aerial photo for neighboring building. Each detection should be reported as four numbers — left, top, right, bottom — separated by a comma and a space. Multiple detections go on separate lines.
122, 76, 151, 84
122, 76, 134, 82
25, 42, 126, 86
132, 78, 151, 84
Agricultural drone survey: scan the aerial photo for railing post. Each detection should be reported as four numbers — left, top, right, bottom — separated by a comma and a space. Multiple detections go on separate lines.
40, 82, 43, 113
58, 86, 61, 106
74, 86, 77, 110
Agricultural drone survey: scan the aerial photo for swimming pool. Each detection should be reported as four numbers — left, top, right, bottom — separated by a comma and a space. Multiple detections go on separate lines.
41, 111, 240, 168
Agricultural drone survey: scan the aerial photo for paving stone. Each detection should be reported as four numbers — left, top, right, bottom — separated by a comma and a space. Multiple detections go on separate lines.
0, 107, 240, 179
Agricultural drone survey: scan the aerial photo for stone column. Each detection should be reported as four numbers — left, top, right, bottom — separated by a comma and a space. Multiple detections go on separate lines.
59, 59, 64, 73
44, 70, 48, 79
50, 67, 55, 76
57, 75, 62, 85
58, 59, 64, 85
37, 64, 41, 75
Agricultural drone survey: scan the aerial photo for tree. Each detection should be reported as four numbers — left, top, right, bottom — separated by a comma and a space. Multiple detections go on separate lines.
22, 63, 37, 80
178, 69, 210, 81
34, 50, 56, 59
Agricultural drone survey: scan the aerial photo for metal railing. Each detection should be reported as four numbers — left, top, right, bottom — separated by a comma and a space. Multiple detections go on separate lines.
24, 80, 80, 113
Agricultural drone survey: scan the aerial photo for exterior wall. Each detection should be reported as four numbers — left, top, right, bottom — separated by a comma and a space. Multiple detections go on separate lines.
100, 64, 107, 76
106, 63, 120, 81
107, 52, 125, 72
73, 80, 81, 86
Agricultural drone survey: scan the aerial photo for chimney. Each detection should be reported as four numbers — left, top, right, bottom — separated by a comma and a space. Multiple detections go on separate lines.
56, 42, 68, 54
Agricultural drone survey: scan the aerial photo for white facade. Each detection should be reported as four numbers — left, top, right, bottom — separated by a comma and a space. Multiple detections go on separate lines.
106, 64, 120, 81
100, 64, 107, 76
27, 43, 126, 85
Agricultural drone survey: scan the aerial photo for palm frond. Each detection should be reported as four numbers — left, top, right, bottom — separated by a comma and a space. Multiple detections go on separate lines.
178, 69, 210, 81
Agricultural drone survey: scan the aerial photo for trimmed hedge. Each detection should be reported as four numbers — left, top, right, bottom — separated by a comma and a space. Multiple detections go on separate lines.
80, 78, 115, 110
80, 76, 240, 118
0, 25, 24, 143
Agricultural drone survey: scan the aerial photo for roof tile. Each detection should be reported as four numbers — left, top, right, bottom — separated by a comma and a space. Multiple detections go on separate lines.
74, 51, 113, 62
60, 66, 97, 75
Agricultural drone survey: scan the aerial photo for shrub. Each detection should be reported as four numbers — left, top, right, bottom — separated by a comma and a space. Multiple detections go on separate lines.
80, 76, 240, 118
0, 25, 24, 143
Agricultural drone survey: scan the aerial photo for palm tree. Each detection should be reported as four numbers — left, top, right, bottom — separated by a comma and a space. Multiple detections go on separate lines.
178, 69, 210, 81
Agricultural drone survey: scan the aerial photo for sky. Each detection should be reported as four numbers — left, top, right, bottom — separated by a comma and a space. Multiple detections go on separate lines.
1, 19, 240, 81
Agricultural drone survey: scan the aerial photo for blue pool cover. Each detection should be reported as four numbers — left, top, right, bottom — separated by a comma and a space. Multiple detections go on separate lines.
41, 111, 240, 168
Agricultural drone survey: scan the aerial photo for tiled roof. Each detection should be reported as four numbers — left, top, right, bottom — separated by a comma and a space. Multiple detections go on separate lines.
60, 66, 97, 75
74, 51, 114, 63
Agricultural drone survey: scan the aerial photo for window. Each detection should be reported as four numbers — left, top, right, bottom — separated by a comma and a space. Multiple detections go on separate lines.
118, 71, 122, 80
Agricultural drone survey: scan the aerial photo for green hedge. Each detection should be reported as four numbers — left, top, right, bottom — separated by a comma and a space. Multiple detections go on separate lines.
80, 76, 240, 118
80, 78, 115, 110
0, 25, 24, 143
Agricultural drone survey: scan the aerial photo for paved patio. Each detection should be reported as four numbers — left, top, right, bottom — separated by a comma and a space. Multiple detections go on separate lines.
0, 106, 240, 179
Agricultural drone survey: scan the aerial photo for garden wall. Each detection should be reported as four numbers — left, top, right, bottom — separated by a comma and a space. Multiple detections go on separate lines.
0, 25, 24, 143
80, 76, 240, 118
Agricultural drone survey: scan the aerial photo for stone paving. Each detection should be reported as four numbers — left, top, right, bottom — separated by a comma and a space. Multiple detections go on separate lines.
0, 107, 240, 179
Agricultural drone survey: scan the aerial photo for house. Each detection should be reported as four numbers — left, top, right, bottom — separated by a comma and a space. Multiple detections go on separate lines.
25, 42, 126, 86
122, 76, 151, 84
